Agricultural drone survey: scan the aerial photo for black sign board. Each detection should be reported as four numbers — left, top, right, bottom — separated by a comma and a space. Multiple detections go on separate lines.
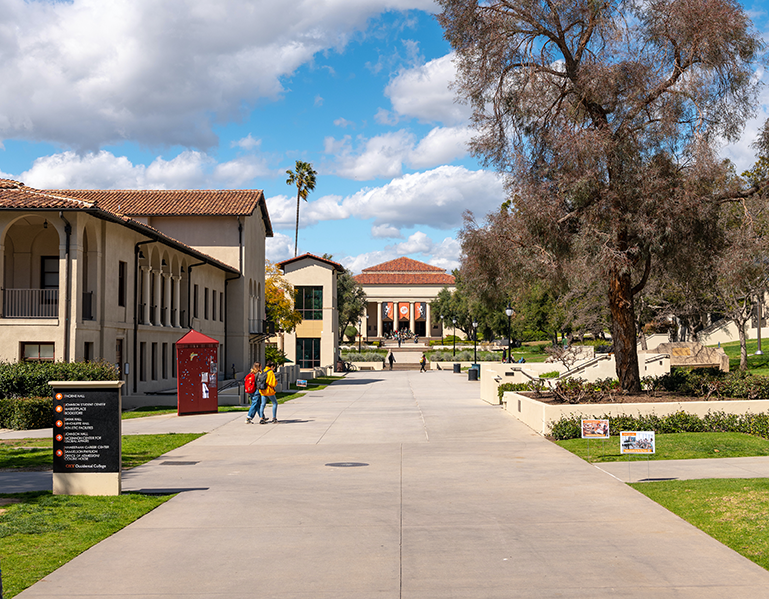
52, 388, 121, 473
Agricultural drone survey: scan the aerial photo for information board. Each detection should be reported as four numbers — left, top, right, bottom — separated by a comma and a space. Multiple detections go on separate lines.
52, 388, 121, 473
620, 431, 656, 454
581, 419, 610, 439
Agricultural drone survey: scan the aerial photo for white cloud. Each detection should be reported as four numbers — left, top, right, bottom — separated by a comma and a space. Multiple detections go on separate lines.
371, 224, 403, 239
326, 126, 472, 180
18, 149, 273, 189
339, 232, 460, 274
0, 0, 437, 149
385, 53, 471, 125
265, 232, 294, 263
231, 134, 261, 151
268, 165, 504, 234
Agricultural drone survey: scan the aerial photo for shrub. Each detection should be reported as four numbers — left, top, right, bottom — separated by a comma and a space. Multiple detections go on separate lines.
0, 397, 52, 429
265, 346, 290, 366
539, 370, 560, 379
341, 351, 386, 362
548, 410, 769, 440
646, 368, 769, 400
0, 360, 119, 399
497, 381, 542, 402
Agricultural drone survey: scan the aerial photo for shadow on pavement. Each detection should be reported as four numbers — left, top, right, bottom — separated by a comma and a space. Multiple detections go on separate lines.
333, 378, 383, 385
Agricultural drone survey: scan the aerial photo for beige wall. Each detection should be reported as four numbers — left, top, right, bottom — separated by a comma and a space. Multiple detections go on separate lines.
281, 258, 339, 369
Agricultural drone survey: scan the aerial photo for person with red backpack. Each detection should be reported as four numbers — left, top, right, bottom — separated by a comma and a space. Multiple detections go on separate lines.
244, 362, 262, 424
257, 360, 278, 424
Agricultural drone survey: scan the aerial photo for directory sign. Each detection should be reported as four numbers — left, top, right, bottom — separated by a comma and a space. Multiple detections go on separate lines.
52, 387, 121, 473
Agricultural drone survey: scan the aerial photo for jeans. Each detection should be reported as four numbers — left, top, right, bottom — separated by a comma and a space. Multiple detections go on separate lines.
258, 394, 278, 420
246, 393, 260, 419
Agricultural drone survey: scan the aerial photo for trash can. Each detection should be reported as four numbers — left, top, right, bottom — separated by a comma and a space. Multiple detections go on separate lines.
453, 363, 461, 374
468, 367, 478, 381
471, 363, 480, 379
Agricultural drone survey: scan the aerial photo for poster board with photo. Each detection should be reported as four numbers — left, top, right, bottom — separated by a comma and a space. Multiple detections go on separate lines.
581, 419, 610, 439
620, 431, 656, 454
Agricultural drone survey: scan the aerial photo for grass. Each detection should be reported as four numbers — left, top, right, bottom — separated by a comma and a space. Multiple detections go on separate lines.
0, 490, 172, 598
0, 433, 203, 471
555, 432, 769, 463
631, 478, 769, 571
289, 375, 343, 392
716, 339, 769, 376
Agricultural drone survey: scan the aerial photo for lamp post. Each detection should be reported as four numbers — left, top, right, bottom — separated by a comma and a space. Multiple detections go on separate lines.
440, 315, 444, 346
505, 304, 514, 363
452, 317, 457, 357
757, 296, 764, 356
358, 317, 362, 352
472, 319, 478, 364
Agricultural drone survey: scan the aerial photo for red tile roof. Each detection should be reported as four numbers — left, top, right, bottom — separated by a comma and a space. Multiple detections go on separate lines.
361, 257, 445, 273
354, 272, 455, 285
50, 188, 264, 217
277, 253, 345, 272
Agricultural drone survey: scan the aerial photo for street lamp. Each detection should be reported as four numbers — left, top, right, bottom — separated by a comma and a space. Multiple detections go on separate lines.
505, 304, 514, 363
452, 317, 457, 357
440, 315, 444, 345
757, 296, 764, 356
472, 319, 478, 364
358, 316, 362, 352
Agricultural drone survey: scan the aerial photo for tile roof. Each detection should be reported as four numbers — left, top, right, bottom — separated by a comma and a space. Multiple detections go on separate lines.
0, 180, 238, 274
361, 257, 446, 274
277, 253, 345, 272
354, 273, 455, 286
49, 188, 265, 217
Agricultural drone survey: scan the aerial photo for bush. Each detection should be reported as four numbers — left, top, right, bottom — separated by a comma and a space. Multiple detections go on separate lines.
0, 397, 52, 429
497, 381, 541, 402
548, 410, 769, 440
647, 368, 769, 400
539, 370, 560, 379
0, 360, 119, 399
341, 351, 386, 362
428, 350, 499, 362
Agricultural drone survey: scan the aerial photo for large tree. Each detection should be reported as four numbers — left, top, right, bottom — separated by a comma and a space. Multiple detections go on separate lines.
286, 160, 317, 258
337, 268, 368, 343
265, 262, 302, 333
438, 0, 761, 391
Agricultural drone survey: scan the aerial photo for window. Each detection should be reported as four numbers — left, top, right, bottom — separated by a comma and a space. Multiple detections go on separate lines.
193, 284, 199, 318
296, 338, 321, 368
211, 290, 216, 322
296, 286, 323, 320
162, 343, 168, 379
118, 261, 127, 307
40, 257, 59, 289
219, 292, 224, 321
22, 342, 55, 362
84, 342, 93, 362
151, 343, 158, 380
140, 342, 147, 381
204, 287, 209, 320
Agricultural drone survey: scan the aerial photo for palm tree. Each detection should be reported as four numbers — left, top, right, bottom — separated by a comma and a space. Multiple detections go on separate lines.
285, 160, 317, 257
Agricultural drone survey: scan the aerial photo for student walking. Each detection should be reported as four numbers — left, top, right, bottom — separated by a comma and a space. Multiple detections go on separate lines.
419, 353, 427, 373
244, 362, 261, 424
387, 350, 395, 370
258, 360, 278, 423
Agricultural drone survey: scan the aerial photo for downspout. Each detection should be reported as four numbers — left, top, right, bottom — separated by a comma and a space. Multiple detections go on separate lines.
133, 240, 154, 394
59, 213, 72, 362
187, 261, 206, 330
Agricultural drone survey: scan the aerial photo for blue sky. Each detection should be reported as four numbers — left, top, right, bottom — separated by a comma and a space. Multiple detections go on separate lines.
0, 0, 767, 273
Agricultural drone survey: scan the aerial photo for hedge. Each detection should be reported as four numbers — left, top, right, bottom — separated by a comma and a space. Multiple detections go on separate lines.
549, 410, 769, 441
0, 397, 52, 430
0, 360, 118, 399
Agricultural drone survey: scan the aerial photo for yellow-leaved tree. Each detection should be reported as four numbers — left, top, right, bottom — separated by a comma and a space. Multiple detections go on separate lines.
265, 261, 302, 333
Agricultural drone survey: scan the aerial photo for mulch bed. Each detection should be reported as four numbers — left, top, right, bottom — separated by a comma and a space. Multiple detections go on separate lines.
520, 391, 760, 405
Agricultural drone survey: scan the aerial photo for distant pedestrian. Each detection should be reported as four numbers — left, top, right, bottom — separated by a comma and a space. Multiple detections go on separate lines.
387, 350, 395, 370
244, 362, 261, 424
419, 353, 427, 373
258, 360, 278, 423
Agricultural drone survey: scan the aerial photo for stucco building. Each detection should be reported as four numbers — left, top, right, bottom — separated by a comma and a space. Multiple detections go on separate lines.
277, 253, 343, 370
0, 180, 272, 401
354, 257, 455, 340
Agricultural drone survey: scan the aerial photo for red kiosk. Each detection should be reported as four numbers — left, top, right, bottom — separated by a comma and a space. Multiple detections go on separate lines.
176, 330, 219, 415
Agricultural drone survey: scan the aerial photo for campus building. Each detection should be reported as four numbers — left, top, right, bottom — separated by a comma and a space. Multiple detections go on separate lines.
0, 179, 272, 401
276, 253, 343, 370
354, 257, 455, 340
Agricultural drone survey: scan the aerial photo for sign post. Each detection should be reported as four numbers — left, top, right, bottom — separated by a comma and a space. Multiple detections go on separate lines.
51, 380, 124, 496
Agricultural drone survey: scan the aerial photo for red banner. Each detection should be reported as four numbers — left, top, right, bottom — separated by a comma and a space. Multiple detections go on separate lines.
398, 302, 410, 321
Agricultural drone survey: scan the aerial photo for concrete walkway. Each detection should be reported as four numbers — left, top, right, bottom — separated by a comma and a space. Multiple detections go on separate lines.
11, 371, 769, 597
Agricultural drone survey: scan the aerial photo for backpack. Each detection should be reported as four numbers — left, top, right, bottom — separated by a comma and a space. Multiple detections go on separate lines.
256, 370, 269, 391
244, 373, 256, 394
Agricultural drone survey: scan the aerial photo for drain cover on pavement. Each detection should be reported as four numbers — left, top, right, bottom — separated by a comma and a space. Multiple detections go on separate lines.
325, 462, 369, 468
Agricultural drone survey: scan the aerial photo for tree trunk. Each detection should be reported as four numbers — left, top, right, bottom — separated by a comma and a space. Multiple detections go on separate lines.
609, 267, 642, 392
738, 320, 748, 371
294, 190, 301, 257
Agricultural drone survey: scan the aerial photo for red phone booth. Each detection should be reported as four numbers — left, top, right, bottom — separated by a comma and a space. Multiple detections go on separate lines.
176, 330, 219, 415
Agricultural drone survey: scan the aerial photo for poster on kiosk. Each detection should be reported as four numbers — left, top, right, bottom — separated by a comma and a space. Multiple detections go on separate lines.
176, 329, 219, 415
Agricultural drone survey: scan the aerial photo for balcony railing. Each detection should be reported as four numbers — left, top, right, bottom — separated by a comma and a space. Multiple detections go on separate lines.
3, 288, 58, 318
82, 291, 94, 320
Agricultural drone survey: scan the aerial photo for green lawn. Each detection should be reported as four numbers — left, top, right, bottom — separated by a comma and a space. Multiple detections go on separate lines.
0, 433, 203, 471
555, 432, 769, 463
631, 478, 769, 571
0, 491, 172, 598
715, 339, 769, 376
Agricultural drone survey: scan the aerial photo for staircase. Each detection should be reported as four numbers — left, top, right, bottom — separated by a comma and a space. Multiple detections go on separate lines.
382, 341, 429, 371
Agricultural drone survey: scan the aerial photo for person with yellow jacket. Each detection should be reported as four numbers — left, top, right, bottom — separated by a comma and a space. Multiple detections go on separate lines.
258, 360, 278, 424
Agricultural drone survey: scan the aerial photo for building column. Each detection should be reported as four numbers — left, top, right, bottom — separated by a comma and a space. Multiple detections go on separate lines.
172, 276, 181, 327
426, 302, 431, 338
141, 266, 151, 325
409, 302, 415, 334
163, 273, 172, 326
377, 301, 383, 338
153, 270, 162, 326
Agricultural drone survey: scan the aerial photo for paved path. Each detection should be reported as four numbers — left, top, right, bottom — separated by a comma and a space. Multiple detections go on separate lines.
11, 371, 769, 597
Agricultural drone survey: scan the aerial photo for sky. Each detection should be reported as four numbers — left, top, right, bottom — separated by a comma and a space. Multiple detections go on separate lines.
0, 0, 768, 274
